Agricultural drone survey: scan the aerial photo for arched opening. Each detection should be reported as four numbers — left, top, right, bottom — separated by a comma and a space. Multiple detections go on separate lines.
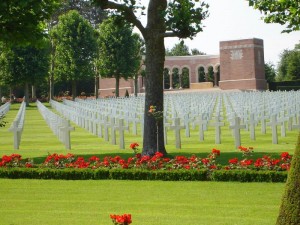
198, 67, 205, 82
172, 68, 180, 89
163, 68, 170, 89
182, 67, 190, 88
207, 66, 214, 85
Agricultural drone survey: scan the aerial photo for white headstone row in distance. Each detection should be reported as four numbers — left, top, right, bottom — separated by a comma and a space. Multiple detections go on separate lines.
8, 98, 26, 150
37, 100, 74, 150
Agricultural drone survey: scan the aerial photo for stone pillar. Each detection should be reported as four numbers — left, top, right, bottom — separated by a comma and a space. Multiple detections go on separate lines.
169, 70, 173, 90
219, 38, 267, 90
179, 69, 182, 89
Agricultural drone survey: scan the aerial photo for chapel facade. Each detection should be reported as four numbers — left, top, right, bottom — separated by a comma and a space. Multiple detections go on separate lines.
98, 38, 267, 97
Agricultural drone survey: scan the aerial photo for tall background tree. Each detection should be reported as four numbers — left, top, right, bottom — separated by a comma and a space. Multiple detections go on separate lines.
94, 0, 209, 156
277, 43, 300, 81
52, 10, 97, 100
247, 0, 300, 33
47, 0, 106, 99
97, 16, 142, 97
0, 40, 50, 106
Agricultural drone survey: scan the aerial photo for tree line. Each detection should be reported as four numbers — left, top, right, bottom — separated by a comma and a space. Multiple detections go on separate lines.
0, 0, 143, 105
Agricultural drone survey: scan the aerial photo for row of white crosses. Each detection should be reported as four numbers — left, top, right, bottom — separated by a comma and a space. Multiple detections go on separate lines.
0, 102, 11, 116
223, 91, 300, 146
37, 100, 74, 150
49, 91, 300, 149
50, 99, 135, 149
8, 99, 26, 150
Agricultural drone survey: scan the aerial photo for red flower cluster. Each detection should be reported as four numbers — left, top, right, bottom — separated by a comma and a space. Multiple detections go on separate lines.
227, 151, 291, 171
110, 214, 132, 225
0, 154, 32, 168
0, 148, 292, 172
129, 142, 139, 154
238, 146, 254, 157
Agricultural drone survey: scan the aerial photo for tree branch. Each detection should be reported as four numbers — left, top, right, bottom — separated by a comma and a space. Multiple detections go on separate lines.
163, 31, 179, 38
95, 0, 146, 36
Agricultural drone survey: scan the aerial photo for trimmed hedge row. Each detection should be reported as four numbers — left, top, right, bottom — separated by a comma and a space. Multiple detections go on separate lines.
0, 168, 288, 182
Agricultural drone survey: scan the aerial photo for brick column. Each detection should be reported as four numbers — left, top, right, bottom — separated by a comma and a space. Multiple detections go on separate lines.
219, 38, 267, 90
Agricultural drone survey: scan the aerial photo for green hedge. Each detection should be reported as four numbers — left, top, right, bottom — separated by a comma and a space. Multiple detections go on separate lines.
211, 170, 288, 182
0, 168, 288, 182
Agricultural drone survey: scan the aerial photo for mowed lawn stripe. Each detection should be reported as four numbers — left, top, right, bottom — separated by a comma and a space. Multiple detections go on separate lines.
0, 179, 284, 225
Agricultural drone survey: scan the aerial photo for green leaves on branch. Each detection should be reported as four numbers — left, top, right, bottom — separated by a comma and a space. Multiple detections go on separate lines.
247, 0, 300, 33
0, 0, 61, 45
165, 0, 209, 38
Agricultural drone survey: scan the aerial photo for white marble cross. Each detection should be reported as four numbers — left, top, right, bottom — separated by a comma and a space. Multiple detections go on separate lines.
209, 115, 225, 144
229, 117, 246, 148
115, 119, 129, 149
169, 118, 185, 149
267, 114, 281, 144
194, 113, 208, 141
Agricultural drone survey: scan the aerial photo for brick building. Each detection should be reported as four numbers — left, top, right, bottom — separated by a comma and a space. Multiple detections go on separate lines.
98, 38, 267, 97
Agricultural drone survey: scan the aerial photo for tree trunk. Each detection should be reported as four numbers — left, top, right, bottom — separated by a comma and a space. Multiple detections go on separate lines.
95, 76, 99, 99
134, 74, 138, 97
142, 35, 167, 156
49, 37, 55, 102
71, 80, 77, 100
115, 77, 119, 97
24, 82, 30, 106
31, 85, 36, 99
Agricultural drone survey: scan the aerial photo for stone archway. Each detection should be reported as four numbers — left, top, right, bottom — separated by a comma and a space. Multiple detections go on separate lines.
181, 67, 190, 88
197, 66, 206, 82
171, 67, 180, 89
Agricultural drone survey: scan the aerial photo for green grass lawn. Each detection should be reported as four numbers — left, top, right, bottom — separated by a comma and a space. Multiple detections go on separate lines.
0, 102, 297, 225
0, 179, 284, 225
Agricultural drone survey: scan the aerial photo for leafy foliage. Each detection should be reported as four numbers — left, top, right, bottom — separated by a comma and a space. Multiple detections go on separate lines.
0, 40, 50, 102
265, 62, 277, 83
0, 0, 60, 45
247, 0, 300, 33
97, 16, 142, 97
277, 43, 300, 81
276, 134, 300, 224
165, 0, 209, 38
52, 10, 97, 99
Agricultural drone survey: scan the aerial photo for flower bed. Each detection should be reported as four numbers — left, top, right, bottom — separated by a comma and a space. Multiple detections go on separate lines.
0, 146, 291, 182
0, 146, 291, 171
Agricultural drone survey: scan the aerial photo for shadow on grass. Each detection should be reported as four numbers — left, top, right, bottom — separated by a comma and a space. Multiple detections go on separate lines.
30, 151, 285, 165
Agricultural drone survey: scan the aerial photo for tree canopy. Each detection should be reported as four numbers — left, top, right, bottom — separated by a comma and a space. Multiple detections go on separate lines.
97, 16, 142, 97
93, 0, 209, 155
0, 0, 60, 45
247, 0, 300, 33
0, 40, 50, 105
52, 10, 97, 100
277, 43, 300, 81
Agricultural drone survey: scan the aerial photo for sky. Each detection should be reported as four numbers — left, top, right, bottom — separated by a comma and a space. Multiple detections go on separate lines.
136, 0, 300, 66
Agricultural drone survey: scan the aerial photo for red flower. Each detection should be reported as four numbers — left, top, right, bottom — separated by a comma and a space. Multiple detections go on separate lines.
228, 158, 238, 164
212, 148, 220, 156
129, 142, 139, 149
281, 152, 291, 161
202, 158, 209, 165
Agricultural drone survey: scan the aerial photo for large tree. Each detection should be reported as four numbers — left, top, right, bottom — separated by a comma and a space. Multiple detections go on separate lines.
52, 10, 97, 100
277, 43, 300, 81
0, 41, 50, 106
93, 0, 209, 156
97, 16, 142, 97
0, 0, 60, 45
247, 0, 300, 33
